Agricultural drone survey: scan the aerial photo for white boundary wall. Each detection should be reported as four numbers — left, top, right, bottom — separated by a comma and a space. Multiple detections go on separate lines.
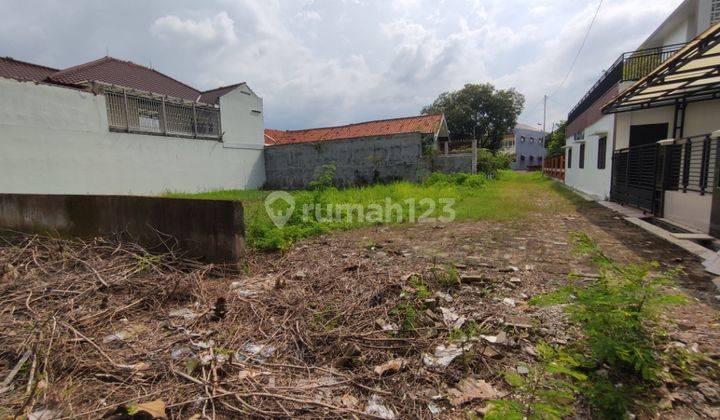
564, 114, 615, 200
0, 77, 265, 195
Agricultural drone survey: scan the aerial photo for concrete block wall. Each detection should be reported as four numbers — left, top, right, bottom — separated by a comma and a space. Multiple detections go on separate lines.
264, 133, 432, 189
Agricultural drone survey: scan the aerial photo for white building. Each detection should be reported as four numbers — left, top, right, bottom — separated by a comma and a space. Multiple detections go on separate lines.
563, 0, 719, 200
0, 56, 265, 195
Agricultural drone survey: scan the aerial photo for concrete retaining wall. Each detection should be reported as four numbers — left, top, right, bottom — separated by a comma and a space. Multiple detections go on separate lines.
264, 133, 473, 189
0, 194, 245, 264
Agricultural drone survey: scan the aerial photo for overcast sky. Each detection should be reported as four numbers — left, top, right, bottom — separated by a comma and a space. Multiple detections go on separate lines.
0, 0, 682, 130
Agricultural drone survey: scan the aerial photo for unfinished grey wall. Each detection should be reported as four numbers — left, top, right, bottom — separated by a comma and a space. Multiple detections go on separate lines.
0, 194, 245, 264
265, 133, 431, 189
432, 153, 474, 174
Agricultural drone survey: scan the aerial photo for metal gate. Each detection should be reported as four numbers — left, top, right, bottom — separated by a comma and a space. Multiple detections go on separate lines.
610, 143, 662, 214
610, 134, 717, 215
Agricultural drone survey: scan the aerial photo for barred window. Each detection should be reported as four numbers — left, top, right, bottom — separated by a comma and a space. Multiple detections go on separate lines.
712, 0, 720, 25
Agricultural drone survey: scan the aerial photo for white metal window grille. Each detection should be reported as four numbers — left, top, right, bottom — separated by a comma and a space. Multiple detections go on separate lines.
712, 0, 720, 25
104, 88, 221, 140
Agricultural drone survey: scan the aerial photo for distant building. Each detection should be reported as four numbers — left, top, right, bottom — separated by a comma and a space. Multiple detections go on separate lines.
500, 123, 547, 170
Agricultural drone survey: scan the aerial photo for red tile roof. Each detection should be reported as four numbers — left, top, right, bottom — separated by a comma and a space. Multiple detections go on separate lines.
48, 56, 202, 101
0, 57, 58, 82
0, 56, 246, 105
199, 83, 245, 104
265, 114, 445, 146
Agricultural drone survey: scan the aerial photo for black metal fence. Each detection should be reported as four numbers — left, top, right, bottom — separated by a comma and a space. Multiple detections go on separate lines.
610, 134, 718, 215
567, 43, 685, 124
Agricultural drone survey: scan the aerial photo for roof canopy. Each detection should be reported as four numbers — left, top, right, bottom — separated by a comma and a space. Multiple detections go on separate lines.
603, 22, 720, 114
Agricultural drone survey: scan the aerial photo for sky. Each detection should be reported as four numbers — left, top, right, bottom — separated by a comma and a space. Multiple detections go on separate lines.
0, 0, 683, 130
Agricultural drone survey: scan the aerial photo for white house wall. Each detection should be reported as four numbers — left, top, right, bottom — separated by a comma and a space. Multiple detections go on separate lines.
614, 99, 720, 149
563, 114, 614, 200
0, 77, 265, 195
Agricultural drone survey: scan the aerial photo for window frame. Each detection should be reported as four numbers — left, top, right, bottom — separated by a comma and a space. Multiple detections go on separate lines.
597, 136, 607, 169
579, 143, 585, 169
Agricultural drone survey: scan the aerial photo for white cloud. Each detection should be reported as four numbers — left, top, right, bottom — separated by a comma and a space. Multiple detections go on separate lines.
151, 11, 238, 46
0, 0, 684, 129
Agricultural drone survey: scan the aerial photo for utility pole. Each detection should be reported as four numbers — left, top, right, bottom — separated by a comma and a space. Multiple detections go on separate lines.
542, 94, 547, 135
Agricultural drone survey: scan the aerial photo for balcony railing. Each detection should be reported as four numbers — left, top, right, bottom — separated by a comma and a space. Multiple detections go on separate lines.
567, 43, 685, 124
101, 85, 222, 140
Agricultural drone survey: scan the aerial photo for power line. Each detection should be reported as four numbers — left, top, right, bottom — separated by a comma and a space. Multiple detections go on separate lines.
549, 0, 604, 99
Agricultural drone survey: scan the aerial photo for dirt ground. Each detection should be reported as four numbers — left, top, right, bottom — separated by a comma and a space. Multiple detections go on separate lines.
1, 194, 719, 418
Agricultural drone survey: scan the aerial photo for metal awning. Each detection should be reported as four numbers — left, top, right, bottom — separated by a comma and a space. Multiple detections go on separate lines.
603, 23, 720, 113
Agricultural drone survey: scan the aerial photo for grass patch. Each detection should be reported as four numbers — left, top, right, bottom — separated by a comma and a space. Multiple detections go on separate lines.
167, 171, 578, 251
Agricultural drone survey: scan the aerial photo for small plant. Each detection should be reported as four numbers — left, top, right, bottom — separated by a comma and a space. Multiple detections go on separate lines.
431, 264, 460, 287
486, 342, 586, 419
390, 275, 432, 332
448, 320, 481, 342
530, 232, 688, 417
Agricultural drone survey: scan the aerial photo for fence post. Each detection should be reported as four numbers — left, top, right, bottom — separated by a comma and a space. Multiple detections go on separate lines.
122, 89, 130, 132
192, 103, 198, 138
700, 135, 711, 195
161, 96, 168, 135
682, 139, 691, 192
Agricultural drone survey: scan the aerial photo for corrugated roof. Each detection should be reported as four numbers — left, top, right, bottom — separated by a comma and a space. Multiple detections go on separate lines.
265, 114, 445, 146
199, 83, 245, 104
0, 57, 58, 82
48, 56, 202, 101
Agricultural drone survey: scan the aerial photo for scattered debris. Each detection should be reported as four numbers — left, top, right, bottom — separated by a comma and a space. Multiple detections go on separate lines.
102, 324, 149, 344
374, 358, 408, 376
480, 331, 507, 345
365, 394, 396, 419
440, 307, 466, 329
460, 273, 489, 283
516, 364, 530, 375
427, 402, 442, 414
376, 318, 399, 332
168, 308, 199, 321
340, 393, 359, 408
504, 315, 533, 329
422, 343, 471, 369
107, 399, 167, 419
27, 409, 61, 420
447, 377, 501, 406
502, 297, 516, 307
236, 343, 276, 363
499, 265, 519, 273
435, 291, 453, 303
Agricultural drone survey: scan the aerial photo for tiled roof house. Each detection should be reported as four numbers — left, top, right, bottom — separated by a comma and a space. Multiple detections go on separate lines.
264, 114, 447, 146
0, 55, 244, 105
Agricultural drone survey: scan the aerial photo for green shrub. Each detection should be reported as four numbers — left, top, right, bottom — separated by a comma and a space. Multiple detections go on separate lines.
477, 148, 512, 177
486, 342, 586, 419
530, 232, 687, 417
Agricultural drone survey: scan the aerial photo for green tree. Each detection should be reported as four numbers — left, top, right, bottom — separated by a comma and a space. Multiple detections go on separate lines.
422, 83, 525, 151
545, 120, 567, 158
